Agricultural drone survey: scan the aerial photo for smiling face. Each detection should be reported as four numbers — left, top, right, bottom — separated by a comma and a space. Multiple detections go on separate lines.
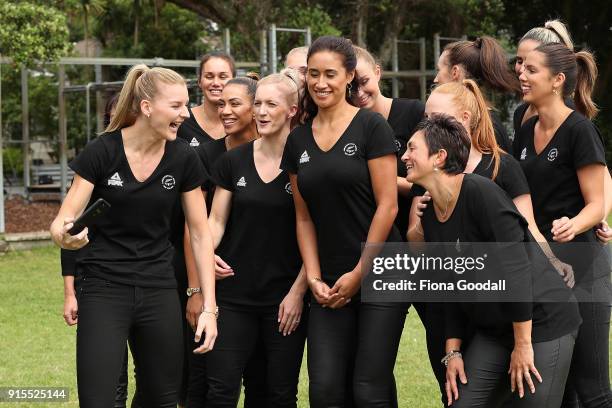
515, 39, 541, 76
306, 50, 354, 110
519, 50, 561, 105
217, 83, 254, 136
402, 130, 437, 184
142, 82, 189, 141
199, 57, 234, 104
355, 57, 381, 109
254, 83, 296, 136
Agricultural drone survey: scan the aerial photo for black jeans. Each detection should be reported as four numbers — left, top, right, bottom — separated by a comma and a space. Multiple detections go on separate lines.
453, 332, 576, 408
204, 305, 306, 407
76, 275, 183, 408
561, 285, 612, 407
307, 301, 407, 408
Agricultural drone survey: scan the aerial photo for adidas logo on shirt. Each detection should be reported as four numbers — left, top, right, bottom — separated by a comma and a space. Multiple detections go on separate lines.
520, 147, 527, 161
108, 172, 123, 187
299, 150, 310, 164
236, 176, 247, 187
189, 137, 200, 147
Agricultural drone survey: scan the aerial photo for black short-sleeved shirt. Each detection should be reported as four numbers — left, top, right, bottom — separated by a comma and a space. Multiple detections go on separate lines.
512, 99, 576, 143
421, 174, 581, 343
177, 107, 215, 148
195, 137, 228, 212
387, 98, 425, 238
212, 141, 301, 307
69, 130, 206, 288
411, 152, 530, 201
513, 111, 606, 241
491, 110, 512, 155
281, 109, 402, 284
474, 153, 530, 199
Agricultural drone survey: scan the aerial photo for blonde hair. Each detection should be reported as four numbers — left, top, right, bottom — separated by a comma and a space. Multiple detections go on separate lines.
520, 20, 574, 50
106, 64, 186, 132
432, 79, 502, 180
353, 45, 378, 69
257, 68, 300, 106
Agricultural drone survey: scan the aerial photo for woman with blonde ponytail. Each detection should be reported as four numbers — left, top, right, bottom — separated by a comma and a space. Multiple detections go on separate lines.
517, 43, 612, 408
50, 64, 217, 408
407, 79, 575, 403
202, 69, 308, 406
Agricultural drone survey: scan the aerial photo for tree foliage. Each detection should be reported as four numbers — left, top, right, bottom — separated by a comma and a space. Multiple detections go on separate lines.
0, 1, 70, 66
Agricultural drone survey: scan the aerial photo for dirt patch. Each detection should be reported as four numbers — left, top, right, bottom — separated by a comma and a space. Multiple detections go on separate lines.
5, 196, 59, 233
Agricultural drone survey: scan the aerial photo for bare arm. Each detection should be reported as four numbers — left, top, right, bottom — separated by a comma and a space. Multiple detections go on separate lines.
50, 175, 95, 249
552, 164, 605, 242
183, 188, 217, 353
397, 177, 413, 197
208, 187, 233, 249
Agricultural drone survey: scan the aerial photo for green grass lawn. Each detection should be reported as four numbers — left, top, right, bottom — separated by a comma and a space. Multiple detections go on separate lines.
0, 245, 610, 407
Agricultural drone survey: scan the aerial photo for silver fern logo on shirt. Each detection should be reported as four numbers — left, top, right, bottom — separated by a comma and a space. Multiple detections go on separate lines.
108, 172, 123, 187
343, 143, 358, 156
285, 182, 292, 195
394, 139, 401, 150
299, 150, 310, 164
237, 176, 247, 187
162, 175, 176, 190
520, 147, 527, 161
189, 137, 200, 147
547, 148, 559, 162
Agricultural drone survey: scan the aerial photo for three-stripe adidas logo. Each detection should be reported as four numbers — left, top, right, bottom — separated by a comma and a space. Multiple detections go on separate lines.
108, 172, 123, 187
299, 150, 310, 164
237, 176, 247, 187
189, 137, 200, 147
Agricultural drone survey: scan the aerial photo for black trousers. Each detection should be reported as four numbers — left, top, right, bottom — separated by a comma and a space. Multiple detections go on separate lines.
204, 305, 306, 407
453, 332, 576, 408
561, 278, 612, 408
307, 301, 407, 408
76, 274, 183, 408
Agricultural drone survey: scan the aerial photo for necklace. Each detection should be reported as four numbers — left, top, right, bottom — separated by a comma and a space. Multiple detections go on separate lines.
436, 175, 462, 222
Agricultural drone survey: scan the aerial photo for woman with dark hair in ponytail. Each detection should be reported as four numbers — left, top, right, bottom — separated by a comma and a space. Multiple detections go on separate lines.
50, 65, 217, 408
512, 21, 612, 246
183, 74, 262, 407
281, 36, 403, 407
516, 43, 612, 408
434, 36, 518, 153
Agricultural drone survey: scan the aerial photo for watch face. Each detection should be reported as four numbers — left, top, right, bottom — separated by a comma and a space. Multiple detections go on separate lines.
186, 288, 192, 297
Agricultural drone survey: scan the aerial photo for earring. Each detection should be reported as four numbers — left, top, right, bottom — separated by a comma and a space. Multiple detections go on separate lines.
347, 83, 352, 90
552, 88, 559, 96
433, 165, 439, 172
146, 113, 151, 118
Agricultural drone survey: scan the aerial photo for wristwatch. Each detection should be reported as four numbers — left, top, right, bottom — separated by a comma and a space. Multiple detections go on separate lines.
186, 287, 201, 297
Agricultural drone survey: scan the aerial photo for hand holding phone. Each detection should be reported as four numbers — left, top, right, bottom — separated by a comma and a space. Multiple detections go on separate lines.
68, 198, 111, 235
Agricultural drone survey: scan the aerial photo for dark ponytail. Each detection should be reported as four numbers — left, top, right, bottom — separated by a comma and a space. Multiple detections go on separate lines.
300, 36, 359, 124
444, 36, 520, 94
535, 43, 599, 119
226, 74, 259, 103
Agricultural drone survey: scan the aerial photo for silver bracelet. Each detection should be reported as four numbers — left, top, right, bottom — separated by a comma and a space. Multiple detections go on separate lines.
441, 350, 462, 367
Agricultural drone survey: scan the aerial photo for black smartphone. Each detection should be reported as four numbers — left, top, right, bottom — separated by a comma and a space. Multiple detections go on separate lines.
68, 198, 111, 235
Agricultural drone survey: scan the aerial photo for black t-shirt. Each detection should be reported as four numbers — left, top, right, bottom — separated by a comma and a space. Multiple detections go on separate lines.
195, 137, 228, 213
411, 152, 530, 201
212, 141, 301, 307
421, 174, 581, 343
177, 106, 215, 148
69, 130, 206, 288
512, 99, 576, 143
513, 111, 606, 241
491, 110, 512, 155
281, 109, 402, 284
474, 153, 530, 199
387, 98, 425, 238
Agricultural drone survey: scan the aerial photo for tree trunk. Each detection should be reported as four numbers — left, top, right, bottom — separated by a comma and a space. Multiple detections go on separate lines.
134, 0, 140, 47
376, 0, 413, 66
352, 0, 369, 47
